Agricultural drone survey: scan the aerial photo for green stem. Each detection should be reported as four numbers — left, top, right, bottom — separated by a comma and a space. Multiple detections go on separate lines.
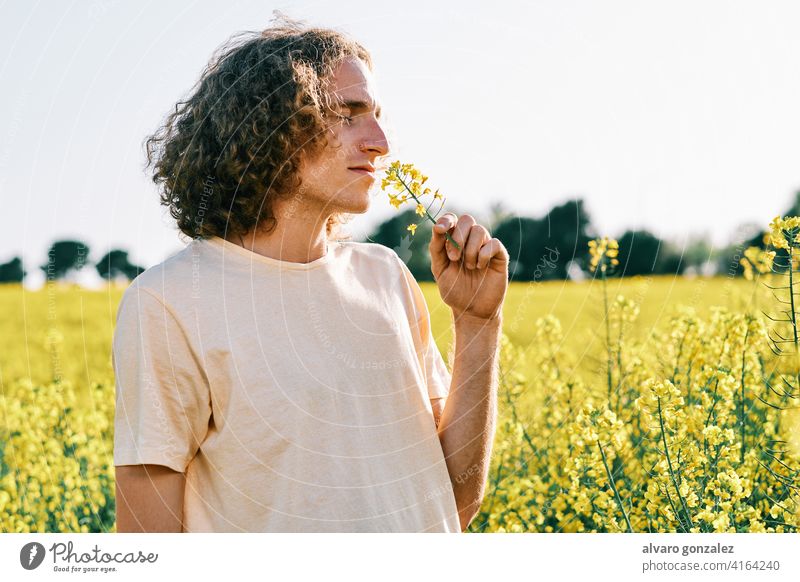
662, 485, 688, 533
616, 326, 623, 417
657, 396, 695, 530
394, 171, 461, 250
602, 272, 613, 407
788, 250, 798, 353
482, 450, 506, 532
786, 249, 799, 388
739, 323, 751, 465
597, 440, 633, 532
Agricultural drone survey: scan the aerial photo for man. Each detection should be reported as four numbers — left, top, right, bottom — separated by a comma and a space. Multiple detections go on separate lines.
114, 16, 509, 533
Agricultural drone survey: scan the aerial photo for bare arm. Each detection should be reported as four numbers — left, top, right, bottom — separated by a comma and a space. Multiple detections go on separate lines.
426, 212, 508, 532
115, 464, 186, 532
436, 313, 501, 532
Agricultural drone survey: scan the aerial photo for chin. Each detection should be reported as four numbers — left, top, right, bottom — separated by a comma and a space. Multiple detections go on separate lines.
341, 193, 371, 214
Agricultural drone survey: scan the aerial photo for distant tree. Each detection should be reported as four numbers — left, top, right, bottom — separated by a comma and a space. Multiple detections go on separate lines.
617, 230, 684, 276
96, 250, 144, 281
0, 257, 26, 283
541, 199, 593, 278
367, 199, 592, 281
494, 199, 592, 280
711, 223, 763, 277
493, 216, 543, 280
40, 240, 90, 281
658, 249, 686, 276
784, 189, 800, 217
681, 237, 714, 273
486, 201, 513, 232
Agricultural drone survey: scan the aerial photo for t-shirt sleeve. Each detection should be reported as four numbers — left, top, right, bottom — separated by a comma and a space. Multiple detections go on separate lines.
395, 254, 452, 401
112, 283, 212, 473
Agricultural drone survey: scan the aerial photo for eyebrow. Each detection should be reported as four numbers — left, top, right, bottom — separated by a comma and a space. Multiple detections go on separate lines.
336, 99, 382, 120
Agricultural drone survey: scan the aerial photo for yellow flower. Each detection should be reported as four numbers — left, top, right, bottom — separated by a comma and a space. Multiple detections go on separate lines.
588, 237, 620, 274
407, 223, 418, 235
381, 160, 460, 249
382, 160, 445, 216
739, 246, 775, 280
768, 215, 800, 250
740, 259, 754, 281
388, 194, 405, 209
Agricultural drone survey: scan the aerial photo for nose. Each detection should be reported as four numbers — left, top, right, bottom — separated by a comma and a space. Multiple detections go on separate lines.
360, 118, 390, 157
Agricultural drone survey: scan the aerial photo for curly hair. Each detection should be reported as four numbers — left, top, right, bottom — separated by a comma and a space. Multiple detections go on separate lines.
144, 14, 373, 241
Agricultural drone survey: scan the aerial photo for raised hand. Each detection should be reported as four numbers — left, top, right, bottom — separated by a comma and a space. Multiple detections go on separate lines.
429, 213, 509, 322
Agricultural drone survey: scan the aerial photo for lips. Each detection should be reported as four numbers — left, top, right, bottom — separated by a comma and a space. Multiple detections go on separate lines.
348, 165, 376, 178
348, 164, 376, 173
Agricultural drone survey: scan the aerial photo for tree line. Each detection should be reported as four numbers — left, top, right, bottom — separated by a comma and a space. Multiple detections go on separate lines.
0, 241, 143, 283
365, 197, 759, 283
2, 193, 794, 284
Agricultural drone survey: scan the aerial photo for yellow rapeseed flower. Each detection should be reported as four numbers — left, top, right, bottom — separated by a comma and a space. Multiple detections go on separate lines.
768, 215, 800, 250
739, 246, 775, 281
381, 160, 460, 249
588, 237, 620, 274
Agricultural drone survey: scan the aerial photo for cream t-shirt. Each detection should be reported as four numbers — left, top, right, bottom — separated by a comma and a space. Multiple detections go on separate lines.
112, 236, 461, 532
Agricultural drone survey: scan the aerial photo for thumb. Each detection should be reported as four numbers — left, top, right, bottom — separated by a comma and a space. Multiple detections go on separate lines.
429, 213, 456, 277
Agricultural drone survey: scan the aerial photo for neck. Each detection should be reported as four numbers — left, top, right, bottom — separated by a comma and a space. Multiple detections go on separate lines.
226, 199, 331, 264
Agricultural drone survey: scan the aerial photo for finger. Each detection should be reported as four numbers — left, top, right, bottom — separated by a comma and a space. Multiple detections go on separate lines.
464, 224, 490, 270
449, 214, 476, 261
477, 238, 510, 271
432, 212, 457, 237
430, 213, 458, 275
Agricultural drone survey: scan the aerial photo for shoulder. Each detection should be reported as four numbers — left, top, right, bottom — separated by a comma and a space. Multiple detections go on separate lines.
335, 241, 423, 305
119, 241, 202, 311
336, 241, 425, 309
336, 240, 406, 274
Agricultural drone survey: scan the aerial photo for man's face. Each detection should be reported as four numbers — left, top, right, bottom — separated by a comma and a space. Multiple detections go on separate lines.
295, 57, 389, 217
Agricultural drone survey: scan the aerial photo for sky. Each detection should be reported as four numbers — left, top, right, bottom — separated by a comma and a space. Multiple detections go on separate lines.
1, 0, 800, 286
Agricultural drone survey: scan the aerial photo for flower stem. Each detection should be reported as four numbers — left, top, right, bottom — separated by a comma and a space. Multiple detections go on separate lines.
739, 322, 751, 465
394, 171, 461, 250
788, 250, 799, 353
657, 396, 695, 530
602, 272, 613, 407
597, 440, 633, 532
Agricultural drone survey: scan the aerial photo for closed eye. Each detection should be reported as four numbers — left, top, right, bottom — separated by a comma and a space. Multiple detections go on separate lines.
334, 98, 382, 122
340, 114, 354, 124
